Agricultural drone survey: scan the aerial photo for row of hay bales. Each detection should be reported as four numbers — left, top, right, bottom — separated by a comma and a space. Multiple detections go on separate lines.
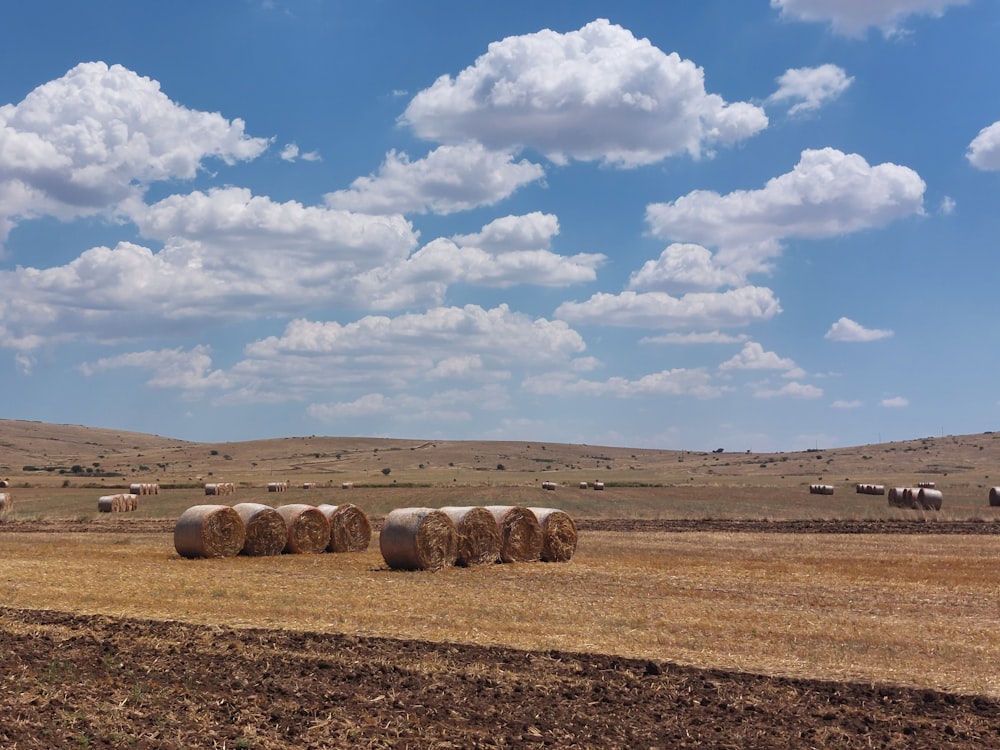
809, 484, 835, 495
98, 493, 139, 512
888, 487, 943, 510
204, 482, 236, 496
379, 505, 577, 571
174, 502, 372, 558
129, 482, 159, 495
855, 483, 886, 496
267, 481, 289, 492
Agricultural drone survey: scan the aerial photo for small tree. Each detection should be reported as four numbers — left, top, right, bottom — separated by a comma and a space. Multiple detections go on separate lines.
381, 467, 391, 476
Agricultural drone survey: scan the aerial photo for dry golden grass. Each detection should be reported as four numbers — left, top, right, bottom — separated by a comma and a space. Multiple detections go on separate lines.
3, 529, 999, 698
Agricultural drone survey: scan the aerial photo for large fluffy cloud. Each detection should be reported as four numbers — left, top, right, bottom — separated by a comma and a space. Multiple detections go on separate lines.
771, 0, 970, 36
628, 244, 744, 294
402, 19, 767, 167
646, 147, 925, 274
0, 62, 268, 248
324, 143, 544, 215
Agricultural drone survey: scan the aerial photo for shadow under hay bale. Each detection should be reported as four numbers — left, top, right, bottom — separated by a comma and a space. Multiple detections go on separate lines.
275, 504, 330, 554
174, 505, 246, 559
991, 487, 1000, 507
528, 507, 578, 563
316, 503, 372, 552
379, 507, 458, 571
232, 503, 287, 557
484, 505, 543, 563
439, 506, 501, 566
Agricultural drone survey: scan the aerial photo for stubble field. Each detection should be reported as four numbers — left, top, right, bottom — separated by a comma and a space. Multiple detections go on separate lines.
3, 420, 1000, 747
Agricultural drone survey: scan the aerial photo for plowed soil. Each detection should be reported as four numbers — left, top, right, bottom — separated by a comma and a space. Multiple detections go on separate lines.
3, 606, 1000, 749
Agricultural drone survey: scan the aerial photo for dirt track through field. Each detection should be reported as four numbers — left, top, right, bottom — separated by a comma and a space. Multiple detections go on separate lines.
3, 606, 1000, 749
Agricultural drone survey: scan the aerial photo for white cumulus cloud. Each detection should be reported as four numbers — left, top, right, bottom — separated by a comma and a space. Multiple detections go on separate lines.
402, 18, 767, 167
0, 62, 268, 249
881, 396, 909, 408
967, 121, 1000, 171
646, 147, 925, 275
825, 317, 893, 342
719, 342, 797, 371
324, 143, 544, 215
628, 244, 744, 294
754, 381, 824, 399
768, 64, 853, 115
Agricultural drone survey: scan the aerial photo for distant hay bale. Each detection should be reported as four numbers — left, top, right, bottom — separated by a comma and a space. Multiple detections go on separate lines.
528, 507, 578, 563
267, 481, 289, 493
439, 506, 501, 566
541, 481, 557, 491
232, 503, 287, 557
593, 482, 605, 491
0, 479, 9, 488
0, 491, 12, 515
579, 481, 588, 489
809, 484, 834, 495
379, 508, 458, 571
173, 505, 246, 559
990, 487, 1000, 507
917, 488, 943, 511
341, 481, 354, 490
275, 504, 330, 554
484, 505, 543, 563
316, 503, 372, 552
205, 482, 235, 496
855, 483, 885, 495
98, 493, 138, 512
917, 481, 936, 489
302, 482, 316, 490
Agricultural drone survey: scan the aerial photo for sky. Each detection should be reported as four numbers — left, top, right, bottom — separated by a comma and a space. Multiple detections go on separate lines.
1, 0, 999, 452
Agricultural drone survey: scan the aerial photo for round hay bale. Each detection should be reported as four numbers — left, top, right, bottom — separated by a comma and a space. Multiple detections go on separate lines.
0, 491, 13, 515
917, 488, 943, 511
275, 504, 330, 554
484, 505, 543, 563
174, 505, 246, 559
232, 503, 287, 557
528, 507, 578, 563
439, 506, 501, 566
888, 487, 910, 508
990, 487, 1000, 507
316, 503, 372, 552
379, 507, 458, 571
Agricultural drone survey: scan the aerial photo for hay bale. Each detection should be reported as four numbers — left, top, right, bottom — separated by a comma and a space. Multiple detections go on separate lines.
0, 491, 12, 515
439, 506, 501, 566
888, 487, 911, 508
173, 505, 246, 559
484, 505, 543, 563
809, 484, 834, 495
917, 488, 943, 511
98, 493, 138, 512
990, 487, 1000, 507
275, 504, 330, 554
528, 507, 578, 563
316, 503, 372, 552
379, 507, 458, 571
917, 481, 936, 489
593, 482, 605, 490
232, 503, 287, 557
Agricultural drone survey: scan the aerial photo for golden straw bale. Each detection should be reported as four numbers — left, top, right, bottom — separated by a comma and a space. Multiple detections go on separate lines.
917, 488, 943, 511
528, 507, 578, 563
484, 505, 543, 563
316, 503, 372, 553
275, 504, 330, 554
439, 506, 501, 566
379, 508, 458, 571
173, 505, 246, 559
232, 503, 287, 557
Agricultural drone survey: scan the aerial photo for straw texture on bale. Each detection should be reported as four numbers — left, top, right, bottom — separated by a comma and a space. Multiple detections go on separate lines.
275, 504, 330, 554
232, 503, 287, 556
173, 505, 246, 559
484, 505, 543, 563
528, 507, 578, 563
439, 506, 501, 566
316, 503, 372, 552
990, 487, 1000, 507
888, 487, 910, 508
379, 507, 458, 571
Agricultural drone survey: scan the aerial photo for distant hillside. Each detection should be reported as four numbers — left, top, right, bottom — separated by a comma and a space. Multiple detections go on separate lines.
0, 419, 998, 489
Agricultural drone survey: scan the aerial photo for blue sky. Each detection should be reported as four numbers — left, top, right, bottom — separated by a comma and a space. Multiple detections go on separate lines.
1, 0, 998, 451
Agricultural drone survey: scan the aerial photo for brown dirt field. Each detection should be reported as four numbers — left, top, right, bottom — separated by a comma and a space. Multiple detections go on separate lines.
3, 605, 1000, 749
